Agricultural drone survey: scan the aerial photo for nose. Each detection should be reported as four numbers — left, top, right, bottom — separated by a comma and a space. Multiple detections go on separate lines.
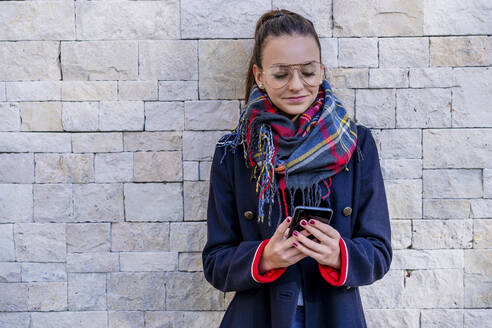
287, 68, 304, 91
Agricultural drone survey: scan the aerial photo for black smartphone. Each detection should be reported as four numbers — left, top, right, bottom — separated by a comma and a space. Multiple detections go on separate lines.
288, 206, 333, 239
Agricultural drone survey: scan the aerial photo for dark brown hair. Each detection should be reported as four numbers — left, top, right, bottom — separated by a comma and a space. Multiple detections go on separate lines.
244, 9, 322, 101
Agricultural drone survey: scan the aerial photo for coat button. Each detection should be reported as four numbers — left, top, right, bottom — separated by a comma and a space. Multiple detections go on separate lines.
342, 207, 352, 216
345, 286, 352, 290
244, 210, 255, 220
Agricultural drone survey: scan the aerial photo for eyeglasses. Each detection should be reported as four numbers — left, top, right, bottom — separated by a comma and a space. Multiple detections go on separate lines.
261, 61, 323, 89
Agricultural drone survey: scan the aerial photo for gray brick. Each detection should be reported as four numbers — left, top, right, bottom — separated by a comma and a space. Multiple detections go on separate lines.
68, 273, 106, 311
112, 222, 169, 252
14, 223, 66, 262
0, 184, 32, 223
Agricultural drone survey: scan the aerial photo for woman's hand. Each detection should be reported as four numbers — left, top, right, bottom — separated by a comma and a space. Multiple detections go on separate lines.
259, 217, 309, 273
291, 218, 342, 269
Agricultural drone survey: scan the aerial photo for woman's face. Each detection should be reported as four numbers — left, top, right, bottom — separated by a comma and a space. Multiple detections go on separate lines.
253, 34, 323, 116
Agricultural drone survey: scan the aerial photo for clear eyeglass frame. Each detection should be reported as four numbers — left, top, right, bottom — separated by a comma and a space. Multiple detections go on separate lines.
260, 61, 323, 89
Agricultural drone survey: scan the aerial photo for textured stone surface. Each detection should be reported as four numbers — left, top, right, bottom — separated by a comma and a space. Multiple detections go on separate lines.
31, 312, 107, 328
364, 309, 419, 328
0, 262, 21, 283
120, 252, 178, 272
100, 101, 144, 131
134, 151, 182, 182
390, 220, 412, 249
67, 253, 118, 273
199, 161, 213, 181
72, 133, 123, 153
430, 36, 490, 67
421, 309, 463, 328
355, 89, 395, 128
396, 88, 451, 128
62, 102, 99, 131
112, 223, 169, 252
320, 38, 339, 68
326, 68, 369, 88
470, 199, 492, 219
76, 1, 179, 40
185, 100, 240, 130
369, 69, 408, 88
474, 220, 492, 248
360, 270, 404, 308
423, 169, 482, 199
68, 273, 106, 311
166, 272, 224, 310
464, 273, 492, 308
6, 81, 61, 101
145, 102, 184, 131
158, 81, 198, 101
0, 184, 32, 223
384, 179, 422, 219
464, 310, 492, 328
199, 40, 253, 100
453, 68, 492, 127
379, 129, 421, 159
95, 153, 133, 183
485, 169, 492, 198
109, 311, 144, 328
339, 38, 378, 68
73, 184, 124, 222
170, 222, 207, 252
124, 183, 182, 221
0, 103, 20, 131
0, 153, 33, 183
184, 161, 199, 181
392, 250, 463, 270
108, 272, 166, 310
332, 88, 355, 117
62, 41, 138, 80
0, 133, 71, 153
146, 311, 223, 328
413, 220, 473, 249
14, 224, 66, 262
66, 223, 110, 253
423, 199, 471, 219
35, 153, 93, 183
379, 38, 429, 68
61, 81, 117, 101
34, 184, 72, 222
28, 282, 67, 311
21, 263, 66, 282
124, 132, 181, 151
0, 313, 30, 328
183, 131, 229, 161
409, 68, 453, 88
0, 283, 28, 311
20, 102, 62, 131
381, 159, 422, 179
119, 81, 157, 101
184, 181, 209, 221
179, 253, 203, 272
0, 224, 14, 261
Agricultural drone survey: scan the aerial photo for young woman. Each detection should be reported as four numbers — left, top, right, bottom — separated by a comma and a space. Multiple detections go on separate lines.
202, 9, 392, 328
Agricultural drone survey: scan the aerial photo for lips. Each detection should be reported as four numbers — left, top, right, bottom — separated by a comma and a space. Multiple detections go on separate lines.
285, 95, 307, 103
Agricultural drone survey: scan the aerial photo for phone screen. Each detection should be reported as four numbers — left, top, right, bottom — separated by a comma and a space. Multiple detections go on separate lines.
288, 206, 333, 239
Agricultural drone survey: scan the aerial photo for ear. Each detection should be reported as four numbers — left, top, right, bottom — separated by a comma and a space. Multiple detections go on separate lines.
253, 64, 264, 89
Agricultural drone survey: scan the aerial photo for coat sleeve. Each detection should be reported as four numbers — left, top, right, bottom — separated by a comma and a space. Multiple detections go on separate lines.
202, 145, 285, 292
319, 127, 392, 287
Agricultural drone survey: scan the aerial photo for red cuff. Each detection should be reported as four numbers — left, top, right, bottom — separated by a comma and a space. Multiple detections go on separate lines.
251, 239, 287, 283
318, 237, 349, 286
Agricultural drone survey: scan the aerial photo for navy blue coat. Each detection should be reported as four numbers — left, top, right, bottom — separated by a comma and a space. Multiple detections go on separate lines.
202, 125, 392, 328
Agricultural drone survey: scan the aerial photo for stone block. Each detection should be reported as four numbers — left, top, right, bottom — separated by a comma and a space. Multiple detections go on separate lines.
124, 131, 181, 151
333, 0, 423, 37
166, 272, 224, 310
423, 199, 471, 219
465, 273, 492, 308
62, 41, 138, 80
28, 282, 67, 311
430, 36, 489, 67
423, 129, 492, 168
380, 159, 422, 180
379, 38, 429, 68
183, 131, 229, 161
355, 89, 395, 128
108, 272, 166, 310
73, 184, 124, 222
185, 100, 240, 130
14, 223, 66, 262
364, 309, 419, 328
21, 263, 66, 282
0, 313, 30, 328
109, 311, 144, 328
119, 81, 157, 101
184, 161, 199, 181
0, 103, 20, 131
31, 312, 107, 328
35, 153, 94, 183
6, 81, 61, 101
0, 153, 34, 183
485, 169, 492, 198
384, 179, 422, 219
339, 38, 378, 68
409, 68, 453, 88
145, 102, 184, 131
61, 81, 117, 101
453, 68, 492, 127
199, 40, 253, 100
423, 0, 492, 35
369, 69, 408, 88
474, 220, 492, 248
134, 151, 182, 182
396, 88, 451, 128
100, 101, 144, 131
403, 269, 463, 308
332, 89, 355, 118
0, 82, 4, 101
465, 250, 492, 276
95, 153, 133, 183
423, 169, 482, 199
380, 129, 422, 159
158, 81, 198, 101
120, 252, 178, 272
62, 102, 99, 131
199, 161, 213, 181
320, 38, 338, 68
184, 181, 209, 221
0, 283, 28, 311
470, 199, 492, 219
179, 252, 203, 272
72, 133, 123, 153
326, 68, 369, 88
0, 184, 32, 223
68, 273, 106, 311
124, 183, 182, 221
112, 222, 169, 252
421, 309, 463, 328
392, 250, 463, 270
0, 41, 60, 80
34, 184, 72, 222
67, 253, 118, 273
413, 220, 473, 249
170, 222, 207, 252
139, 40, 197, 80
465, 309, 492, 328
145, 311, 223, 328
0, 262, 21, 282
0, 224, 14, 261
76, 1, 179, 40
20, 102, 62, 131
390, 220, 412, 249
66, 223, 110, 253
360, 270, 404, 308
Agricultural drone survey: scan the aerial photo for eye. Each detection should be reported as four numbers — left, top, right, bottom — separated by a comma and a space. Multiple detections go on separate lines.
302, 72, 315, 77
273, 73, 289, 79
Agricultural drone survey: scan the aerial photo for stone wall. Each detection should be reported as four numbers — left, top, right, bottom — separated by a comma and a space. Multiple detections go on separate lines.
0, 0, 491, 327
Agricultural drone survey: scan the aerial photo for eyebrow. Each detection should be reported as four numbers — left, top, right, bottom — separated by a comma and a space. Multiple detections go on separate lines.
271, 60, 318, 67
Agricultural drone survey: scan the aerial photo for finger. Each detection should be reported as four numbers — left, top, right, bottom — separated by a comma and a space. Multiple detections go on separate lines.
272, 217, 292, 241
300, 224, 331, 244
307, 219, 340, 239
293, 230, 326, 255
292, 239, 321, 260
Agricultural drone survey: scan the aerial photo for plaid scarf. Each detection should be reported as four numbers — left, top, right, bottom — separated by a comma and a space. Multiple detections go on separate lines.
219, 80, 358, 225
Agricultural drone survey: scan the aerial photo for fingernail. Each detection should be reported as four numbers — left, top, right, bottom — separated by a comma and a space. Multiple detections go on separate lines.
293, 242, 298, 247
293, 230, 298, 237
301, 219, 307, 226
286, 218, 291, 223
309, 219, 315, 225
